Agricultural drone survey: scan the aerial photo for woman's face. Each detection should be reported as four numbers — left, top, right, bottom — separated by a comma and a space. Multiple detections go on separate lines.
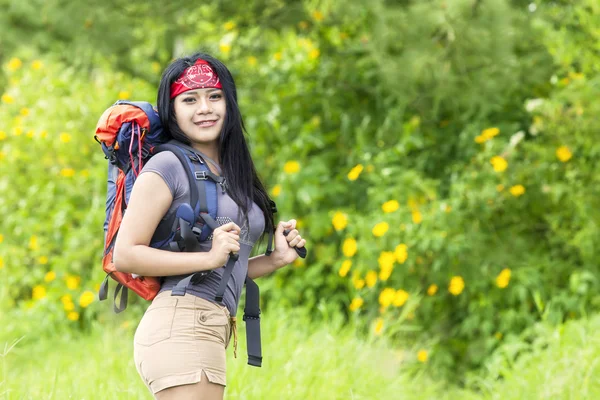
173, 88, 226, 148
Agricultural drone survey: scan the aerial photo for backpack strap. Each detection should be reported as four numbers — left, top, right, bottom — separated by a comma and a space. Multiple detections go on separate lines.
244, 276, 262, 367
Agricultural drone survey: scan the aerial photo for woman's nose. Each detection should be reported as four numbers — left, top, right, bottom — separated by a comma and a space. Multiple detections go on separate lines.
196, 97, 212, 114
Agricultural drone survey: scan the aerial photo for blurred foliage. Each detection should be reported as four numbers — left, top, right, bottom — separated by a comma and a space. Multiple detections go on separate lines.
0, 0, 599, 380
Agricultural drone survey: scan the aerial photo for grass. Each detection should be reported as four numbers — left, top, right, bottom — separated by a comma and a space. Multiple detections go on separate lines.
1, 305, 600, 399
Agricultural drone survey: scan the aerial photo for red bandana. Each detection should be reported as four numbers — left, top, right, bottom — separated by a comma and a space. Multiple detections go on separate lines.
170, 59, 222, 99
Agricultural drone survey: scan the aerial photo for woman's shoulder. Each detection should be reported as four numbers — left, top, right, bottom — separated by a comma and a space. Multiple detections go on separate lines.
143, 150, 183, 171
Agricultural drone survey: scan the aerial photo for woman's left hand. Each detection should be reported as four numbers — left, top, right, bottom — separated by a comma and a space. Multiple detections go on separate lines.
273, 219, 306, 268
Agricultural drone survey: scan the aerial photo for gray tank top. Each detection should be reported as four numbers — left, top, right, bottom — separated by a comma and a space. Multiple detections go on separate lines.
140, 151, 266, 316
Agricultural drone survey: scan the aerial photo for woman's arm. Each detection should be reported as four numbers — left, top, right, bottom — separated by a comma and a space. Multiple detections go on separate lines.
247, 254, 284, 279
113, 172, 240, 277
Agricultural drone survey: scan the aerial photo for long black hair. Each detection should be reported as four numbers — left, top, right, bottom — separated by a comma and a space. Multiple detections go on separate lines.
157, 52, 275, 239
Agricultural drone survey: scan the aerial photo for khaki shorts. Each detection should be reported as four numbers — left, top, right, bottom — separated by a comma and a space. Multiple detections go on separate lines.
133, 291, 235, 394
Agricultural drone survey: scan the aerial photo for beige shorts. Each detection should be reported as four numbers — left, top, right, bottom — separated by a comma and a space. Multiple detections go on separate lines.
133, 291, 235, 394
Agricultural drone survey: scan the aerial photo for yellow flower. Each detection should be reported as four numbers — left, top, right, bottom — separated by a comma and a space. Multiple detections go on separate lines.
66, 275, 81, 290
273, 52, 283, 61
393, 290, 409, 307
495, 332, 503, 340
394, 244, 408, 264
481, 127, 500, 140
379, 288, 396, 308
448, 276, 465, 296
32, 285, 46, 300
293, 258, 304, 268
223, 21, 236, 31
427, 284, 438, 296
271, 184, 282, 197
509, 185, 525, 197
412, 210, 422, 224
312, 10, 324, 21
310, 116, 321, 127
0, 256, 4, 269
352, 274, 365, 289
372, 222, 389, 237
298, 21, 309, 29
347, 164, 364, 181
7, 57, 22, 71
382, 200, 400, 213
60, 132, 71, 143
417, 349, 428, 363
31, 60, 43, 70
332, 211, 348, 231
490, 156, 508, 172
118, 91, 130, 100
79, 291, 95, 308
0, 131, 6, 141
283, 160, 300, 174
151, 62, 161, 73
309, 49, 320, 60
342, 238, 357, 257
378, 251, 395, 281
20, 108, 30, 116
219, 43, 232, 54
26, 130, 35, 139
247, 56, 258, 66
80, 169, 90, 178
40, 130, 48, 139
365, 271, 378, 288
374, 318, 384, 335
349, 297, 364, 311
496, 268, 511, 289
61, 294, 72, 305
61, 168, 76, 178
13, 127, 23, 136
44, 271, 56, 282
496, 184, 505, 192
339, 260, 352, 277
1, 94, 14, 104
556, 146, 572, 162
29, 235, 39, 251
67, 311, 80, 321
474, 135, 486, 144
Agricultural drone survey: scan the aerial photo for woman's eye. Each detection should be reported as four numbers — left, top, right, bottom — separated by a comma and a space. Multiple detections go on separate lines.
183, 97, 196, 103
210, 94, 223, 100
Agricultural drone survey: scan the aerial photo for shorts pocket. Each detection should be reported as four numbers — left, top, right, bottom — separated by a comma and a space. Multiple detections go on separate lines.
135, 297, 178, 347
196, 309, 230, 346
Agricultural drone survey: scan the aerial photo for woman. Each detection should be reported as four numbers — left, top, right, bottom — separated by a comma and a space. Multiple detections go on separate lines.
113, 52, 306, 399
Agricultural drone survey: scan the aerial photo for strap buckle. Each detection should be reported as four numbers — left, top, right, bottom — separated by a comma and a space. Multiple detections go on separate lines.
195, 171, 208, 180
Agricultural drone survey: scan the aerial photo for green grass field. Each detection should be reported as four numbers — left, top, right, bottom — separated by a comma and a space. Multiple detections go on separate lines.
1, 307, 599, 399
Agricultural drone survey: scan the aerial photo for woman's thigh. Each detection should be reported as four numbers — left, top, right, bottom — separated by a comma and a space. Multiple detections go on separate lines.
154, 371, 224, 400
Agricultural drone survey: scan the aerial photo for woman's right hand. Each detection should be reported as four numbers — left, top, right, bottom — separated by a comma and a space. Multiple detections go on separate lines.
208, 222, 241, 268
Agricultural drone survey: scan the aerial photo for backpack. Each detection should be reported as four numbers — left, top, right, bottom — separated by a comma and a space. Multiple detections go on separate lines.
94, 100, 276, 366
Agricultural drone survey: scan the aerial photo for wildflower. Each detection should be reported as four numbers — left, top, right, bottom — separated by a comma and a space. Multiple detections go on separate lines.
347, 164, 364, 181
247, 56, 258, 66
382, 200, 400, 213
309, 49, 320, 60
490, 156, 508, 172
44, 271, 56, 282
29, 235, 39, 251
556, 146, 572, 162
496, 184, 505, 192
393, 290, 409, 307
427, 284, 438, 296
496, 268, 511, 289
1, 94, 14, 104
0, 256, 4, 269
31, 60, 43, 70
0, 131, 6, 141
223, 21, 236, 31
118, 91, 130, 100
79, 291, 95, 308
13, 127, 23, 136
352, 273, 365, 289
67, 311, 80, 321
378, 251, 395, 270
20, 108, 29, 116
219, 43, 232, 54
59, 132, 71, 143
273, 52, 283, 61
151, 62, 161, 73
417, 349, 428, 363
283, 161, 300, 174
482, 127, 500, 139
379, 288, 396, 308
338, 260, 352, 277
66, 275, 81, 290
271, 184, 282, 197
495, 332, 503, 340
372, 222, 389, 237
32, 285, 46, 300
365, 271, 378, 288
342, 238, 357, 257
332, 211, 348, 231
412, 210, 422, 224
7, 58, 22, 71
293, 258, 304, 268
310, 116, 321, 127
509, 185, 525, 197
312, 10, 324, 21
395, 244, 408, 264
298, 21, 308, 30
448, 276, 465, 296
349, 297, 364, 311
374, 318, 384, 335
61, 168, 76, 178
